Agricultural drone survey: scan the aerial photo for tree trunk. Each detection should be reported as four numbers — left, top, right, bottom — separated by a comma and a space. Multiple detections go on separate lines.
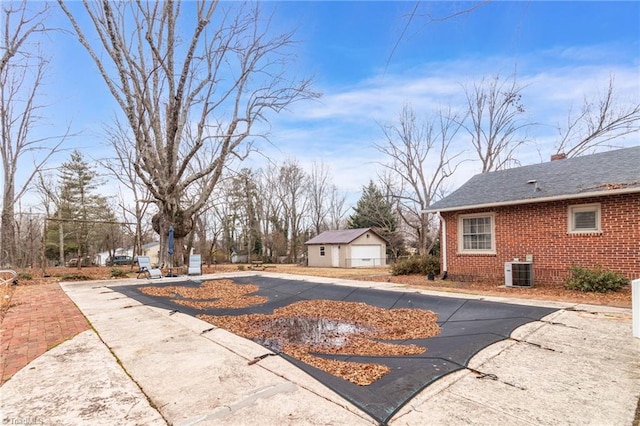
58, 209, 64, 266
1, 162, 16, 266
41, 219, 47, 275
0, 203, 15, 267
57, 2, 317, 257
420, 213, 430, 255
152, 207, 194, 268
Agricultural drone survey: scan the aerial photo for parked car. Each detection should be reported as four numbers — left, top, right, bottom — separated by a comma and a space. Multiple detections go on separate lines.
106, 255, 134, 266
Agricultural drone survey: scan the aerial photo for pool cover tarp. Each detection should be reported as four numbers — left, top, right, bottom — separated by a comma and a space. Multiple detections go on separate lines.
114, 275, 557, 425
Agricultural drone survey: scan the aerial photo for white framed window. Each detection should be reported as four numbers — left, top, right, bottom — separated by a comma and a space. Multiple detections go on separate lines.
320, 246, 325, 256
568, 203, 601, 233
458, 213, 495, 254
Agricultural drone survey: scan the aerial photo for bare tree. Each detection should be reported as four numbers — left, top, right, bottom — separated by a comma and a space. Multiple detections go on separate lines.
1, 1, 66, 267
307, 161, 333, 235
0, 1, 47, 71
376, 104, 464, 254
227, 168, 261, 262
554, 76, 640, 158
327, 185, 348, 231
14, 208, 43, 268
192, 205, 222, 266
213, 179, 240, 263
184, 156, 232, 265
100, 118, 154, 262
58, 1, 318, 263
258, 164, 286, 261
387, 1, 490, 71
462, 74, 531, 172
275, 159, 309, 263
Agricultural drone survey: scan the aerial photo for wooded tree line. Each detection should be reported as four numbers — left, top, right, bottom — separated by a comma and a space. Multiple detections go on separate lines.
12, 152, 351, 268
1, 1, 639, 269
189, 160, 350, 265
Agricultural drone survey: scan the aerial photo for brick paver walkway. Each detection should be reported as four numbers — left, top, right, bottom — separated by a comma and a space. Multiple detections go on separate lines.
0, 283, 89, 385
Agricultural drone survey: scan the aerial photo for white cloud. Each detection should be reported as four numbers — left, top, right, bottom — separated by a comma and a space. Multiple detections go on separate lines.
15, 42, 638, 212
261, 49, 640, 203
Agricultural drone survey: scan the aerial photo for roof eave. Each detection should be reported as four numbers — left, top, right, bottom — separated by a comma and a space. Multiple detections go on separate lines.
305, 241, 349, 245
423, 187, 640, 213
304, 227, 380, 245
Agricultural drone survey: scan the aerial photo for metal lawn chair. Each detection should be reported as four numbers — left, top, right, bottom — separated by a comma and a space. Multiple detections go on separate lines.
136, 256, 162, 279
187, 254, 202, 276
1, 270, 17, 287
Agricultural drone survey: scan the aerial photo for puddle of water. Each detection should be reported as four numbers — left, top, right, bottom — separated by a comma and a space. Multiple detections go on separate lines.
253, 317, 372, 352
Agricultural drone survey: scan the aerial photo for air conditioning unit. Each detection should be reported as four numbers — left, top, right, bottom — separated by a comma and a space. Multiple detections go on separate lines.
504, 262, 534, 287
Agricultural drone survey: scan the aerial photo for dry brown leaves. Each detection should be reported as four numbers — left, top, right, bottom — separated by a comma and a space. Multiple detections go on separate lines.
372, 274, 632, 308
16, 266, 630, 308
270, 300, 440, 340
0, 284, 14, 321
197, 297, 440, 386
140, 279, 440, 386
287, 347, 391, 385
139, 279, 268, 309
12, 265, 631, 383
141, 278, 438, 385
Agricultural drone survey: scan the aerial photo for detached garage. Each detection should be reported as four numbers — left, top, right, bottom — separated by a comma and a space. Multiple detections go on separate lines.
305, 228, 387, 268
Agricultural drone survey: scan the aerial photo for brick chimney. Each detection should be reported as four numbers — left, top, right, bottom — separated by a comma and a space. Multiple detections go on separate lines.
551, 153, 567, 161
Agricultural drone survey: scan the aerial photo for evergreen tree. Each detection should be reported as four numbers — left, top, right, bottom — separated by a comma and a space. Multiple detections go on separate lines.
348, 181, 397, 231
348, 181, 404, 260
46, 151, 116, 265
228, 169, 262, 258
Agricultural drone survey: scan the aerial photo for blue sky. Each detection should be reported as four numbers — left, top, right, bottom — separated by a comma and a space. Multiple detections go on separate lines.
278, 1, 638, 81
18, 1, 640, 207
260, 1, 640, 196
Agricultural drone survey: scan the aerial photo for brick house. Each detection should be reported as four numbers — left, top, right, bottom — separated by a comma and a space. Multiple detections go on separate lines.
425, 146, 640, 285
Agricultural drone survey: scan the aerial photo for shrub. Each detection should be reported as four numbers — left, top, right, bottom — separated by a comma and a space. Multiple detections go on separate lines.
237, 264, 245, 271
213, 252, 227, 264
110, 268, 128, 278
60, 274, 92, 281
563, 265, 628, 293
391, 255, 440, 276
17, 272, 32, 281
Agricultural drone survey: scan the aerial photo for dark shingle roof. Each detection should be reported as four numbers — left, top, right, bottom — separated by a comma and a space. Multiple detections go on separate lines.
305, 228, 376, 245
426, 146, 640, 212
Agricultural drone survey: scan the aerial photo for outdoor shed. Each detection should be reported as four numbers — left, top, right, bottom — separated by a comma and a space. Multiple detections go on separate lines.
140, 242, 161, 266
305, 228, 387, 268
425, 146, 640, 285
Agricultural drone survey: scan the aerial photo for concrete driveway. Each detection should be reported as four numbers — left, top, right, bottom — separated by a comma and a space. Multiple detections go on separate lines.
1, 271, 639, 425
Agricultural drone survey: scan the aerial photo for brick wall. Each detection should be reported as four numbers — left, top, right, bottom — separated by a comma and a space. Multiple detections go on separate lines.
441, 193, 640, 285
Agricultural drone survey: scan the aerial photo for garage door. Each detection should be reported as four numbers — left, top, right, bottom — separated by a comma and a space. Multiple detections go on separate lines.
350, 245, 380, 267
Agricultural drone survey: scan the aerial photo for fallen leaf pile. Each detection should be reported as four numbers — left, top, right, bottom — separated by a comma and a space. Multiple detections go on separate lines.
198, 300, 440, 386
139, 279, 268, 309
289, 350, 390, 386
141, 279, 441, 385
196, 296, 441, 386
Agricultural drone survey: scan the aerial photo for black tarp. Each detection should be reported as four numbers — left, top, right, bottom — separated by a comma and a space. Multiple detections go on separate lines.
114, 276, 557, 425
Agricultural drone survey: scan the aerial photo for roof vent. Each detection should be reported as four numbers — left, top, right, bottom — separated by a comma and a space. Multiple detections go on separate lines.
551, 153, 567, 161
527, 180, 541, 191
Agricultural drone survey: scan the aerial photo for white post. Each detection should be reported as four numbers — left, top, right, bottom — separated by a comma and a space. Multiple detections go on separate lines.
633, 279, 640, 338
438, 213, 447, 274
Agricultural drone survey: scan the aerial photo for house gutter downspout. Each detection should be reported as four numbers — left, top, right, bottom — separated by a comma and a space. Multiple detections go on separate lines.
438, 212, 447, 279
